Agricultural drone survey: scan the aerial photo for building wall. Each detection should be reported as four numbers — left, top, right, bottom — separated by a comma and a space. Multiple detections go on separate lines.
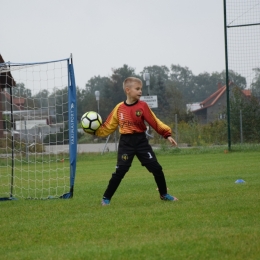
194, 109, 207, 124
207, 93, 227, 123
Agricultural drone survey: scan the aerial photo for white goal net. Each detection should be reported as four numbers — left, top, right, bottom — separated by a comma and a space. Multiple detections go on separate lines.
0, 57, 77, 200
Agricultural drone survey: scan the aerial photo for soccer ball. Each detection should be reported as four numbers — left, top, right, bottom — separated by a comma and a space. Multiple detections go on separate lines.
81, 111, 102, 134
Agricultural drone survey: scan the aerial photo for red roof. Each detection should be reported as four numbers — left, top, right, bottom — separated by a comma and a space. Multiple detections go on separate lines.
193, 85, 251, 112
0, 54, 16, 88
242, 89, 251, 97
1, 54, 25, 110
200, 86, 226, 108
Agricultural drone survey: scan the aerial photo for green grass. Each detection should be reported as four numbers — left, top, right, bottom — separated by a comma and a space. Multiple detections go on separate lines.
0, 148, 260, 260
0, 155, 70, 199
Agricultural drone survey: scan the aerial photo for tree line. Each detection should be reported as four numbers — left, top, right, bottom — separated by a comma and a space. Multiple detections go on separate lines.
77, 64, 260, 123
9, 63, 260, 143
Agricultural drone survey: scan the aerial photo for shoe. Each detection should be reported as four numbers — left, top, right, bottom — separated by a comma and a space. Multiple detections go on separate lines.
101, 198, 110, 206
160, 194, 178, 201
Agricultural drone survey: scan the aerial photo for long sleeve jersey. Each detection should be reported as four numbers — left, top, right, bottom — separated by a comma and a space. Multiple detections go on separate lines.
95, 100, 172, 139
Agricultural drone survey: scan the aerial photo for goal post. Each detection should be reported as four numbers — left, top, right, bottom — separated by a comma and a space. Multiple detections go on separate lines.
61, 58, 77, 199
0, 55, 77, 200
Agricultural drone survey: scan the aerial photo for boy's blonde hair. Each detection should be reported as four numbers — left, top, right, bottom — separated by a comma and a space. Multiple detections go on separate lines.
123, 77, 142, 91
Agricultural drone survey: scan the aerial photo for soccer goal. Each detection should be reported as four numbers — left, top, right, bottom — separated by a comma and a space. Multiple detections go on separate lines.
0, 55, 77, 200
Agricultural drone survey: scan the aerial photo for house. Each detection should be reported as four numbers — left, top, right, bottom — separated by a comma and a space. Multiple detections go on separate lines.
1, 55, 64, 144
186, 102, 201, 112
192, 82, 251, 124
0, 54, 25, 138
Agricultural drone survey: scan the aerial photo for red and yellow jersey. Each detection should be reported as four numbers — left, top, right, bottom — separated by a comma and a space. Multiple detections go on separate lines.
95, 100, 172, 139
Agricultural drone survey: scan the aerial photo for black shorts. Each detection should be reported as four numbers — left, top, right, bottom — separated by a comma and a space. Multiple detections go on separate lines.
117, 133, 157, 166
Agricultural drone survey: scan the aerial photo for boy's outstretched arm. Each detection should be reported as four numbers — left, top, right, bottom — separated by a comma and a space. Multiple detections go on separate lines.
167, 136, 177, 146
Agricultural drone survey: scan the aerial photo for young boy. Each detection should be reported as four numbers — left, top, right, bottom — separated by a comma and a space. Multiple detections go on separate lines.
94, 77, 178, 205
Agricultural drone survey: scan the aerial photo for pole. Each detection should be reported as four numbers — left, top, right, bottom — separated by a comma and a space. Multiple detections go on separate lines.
9, 85, 14, 198
175, 114, 178, 144
94, 91, 100, 114
240, 110, 243, 144
147, 82, 150, 96
223, 0, 231, 150
143, 70, 150, 96
143, 71, 151, 138
25, 120, 29, 161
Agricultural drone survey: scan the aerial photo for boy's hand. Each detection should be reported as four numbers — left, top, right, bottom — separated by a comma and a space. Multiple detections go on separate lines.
167, 136, 177, 146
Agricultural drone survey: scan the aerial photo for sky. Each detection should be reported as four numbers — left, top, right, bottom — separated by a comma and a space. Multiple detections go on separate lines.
1, 0, 225, 89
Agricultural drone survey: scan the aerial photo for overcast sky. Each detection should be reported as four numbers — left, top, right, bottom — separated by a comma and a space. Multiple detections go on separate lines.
2, 0, 225, 89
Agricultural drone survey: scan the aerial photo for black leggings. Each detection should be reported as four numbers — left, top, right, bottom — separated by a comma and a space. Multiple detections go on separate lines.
103, 161, 167, 199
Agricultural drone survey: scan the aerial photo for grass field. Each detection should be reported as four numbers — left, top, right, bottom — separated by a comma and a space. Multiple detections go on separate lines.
0, 147, 260, 260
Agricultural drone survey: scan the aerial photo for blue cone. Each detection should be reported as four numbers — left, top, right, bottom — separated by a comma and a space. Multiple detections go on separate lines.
235, 179, 245, 184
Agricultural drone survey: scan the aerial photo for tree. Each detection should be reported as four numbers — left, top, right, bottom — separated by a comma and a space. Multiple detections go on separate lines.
164, 81, 189, 122
48, 87, 68, 123
33, 89, 50, 109
181, 70, 247, 103
78, 65, 138, 121
80, 76, 113, 120
170, 64, 195, 103
227, 70, 247, 89
230, 86, 260, 143
12, 83, 32, 98
12, 83, 34, 109
140, 65, 171, 120
110, 64, 137, 105
141, 65, 170, 95
251, 68, 260, 98
193, 72, 223, 102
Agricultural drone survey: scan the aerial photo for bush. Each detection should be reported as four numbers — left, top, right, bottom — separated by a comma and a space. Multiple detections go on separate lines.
152, 120, 227, 146
0, 134, 45, 154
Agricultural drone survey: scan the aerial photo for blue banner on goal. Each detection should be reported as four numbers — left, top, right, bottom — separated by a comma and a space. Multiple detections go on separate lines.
60, 61, 77, 199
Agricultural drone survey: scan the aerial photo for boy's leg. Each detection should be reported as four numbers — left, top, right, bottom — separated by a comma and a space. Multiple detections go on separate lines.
134, 134, 168, 196
145, 161, 168, 196
103, 165, 130, 199
102, 134, 134, 202
146, 161, 178, 200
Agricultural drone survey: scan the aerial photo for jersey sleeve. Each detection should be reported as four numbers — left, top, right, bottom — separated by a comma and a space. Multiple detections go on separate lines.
143, 103, 172, 139
94, 103, 121, 137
